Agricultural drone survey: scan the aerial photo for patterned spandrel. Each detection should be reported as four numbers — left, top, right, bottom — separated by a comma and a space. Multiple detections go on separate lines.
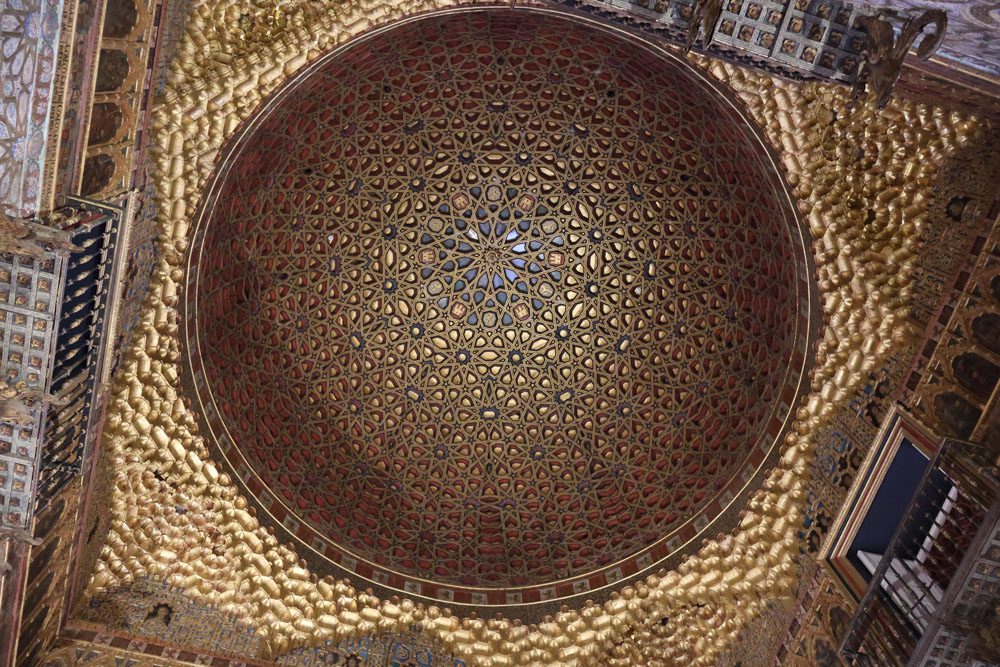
0, 250, 64, 531
185, 11, 814, 595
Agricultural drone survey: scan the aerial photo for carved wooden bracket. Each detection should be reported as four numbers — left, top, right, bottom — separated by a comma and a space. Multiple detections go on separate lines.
683, 0, 724, 55
0, 210, 79, 259
851, 9, 948, 110
0, 380, 68, 426
0, 530, 42, 550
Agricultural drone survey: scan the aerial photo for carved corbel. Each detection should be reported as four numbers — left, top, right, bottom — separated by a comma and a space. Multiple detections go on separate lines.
0, 210, 79, 258
0, 381, 69, 426
0, 533, 31, 578
0, 388, 34, 427
0, 530, 42, 552
683, 0, 724, 54
851, 9, 947, 110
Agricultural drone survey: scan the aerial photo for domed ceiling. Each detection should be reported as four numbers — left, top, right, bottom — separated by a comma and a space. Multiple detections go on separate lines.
182, 9, 816, 607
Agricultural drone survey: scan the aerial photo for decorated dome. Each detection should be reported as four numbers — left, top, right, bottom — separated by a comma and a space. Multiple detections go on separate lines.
182, 9, 816, 606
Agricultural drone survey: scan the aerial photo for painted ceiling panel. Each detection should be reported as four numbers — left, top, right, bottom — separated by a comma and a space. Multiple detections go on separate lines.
870, 1, 1000, 77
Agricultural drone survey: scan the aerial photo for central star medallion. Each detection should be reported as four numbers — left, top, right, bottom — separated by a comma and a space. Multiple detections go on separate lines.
410, 183, 565, 326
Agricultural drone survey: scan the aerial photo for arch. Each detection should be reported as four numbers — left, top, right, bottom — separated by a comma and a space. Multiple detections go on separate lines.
18, 642, 42, 667
22, 570, 55, 617
952, 352, 1000, 400
17, 605, 50, 654
88, 102, 124, 146
81, 154, 116, 196
95, 49, 130, 92
972, 312, 1000, 357
32, 497, 65, 538
28, 536, 61, 581
103, 0, 138, 38
933, 391, 981, 439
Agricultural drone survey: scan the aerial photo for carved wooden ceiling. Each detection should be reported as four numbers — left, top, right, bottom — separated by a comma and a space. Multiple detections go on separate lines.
181, 10, 815, 607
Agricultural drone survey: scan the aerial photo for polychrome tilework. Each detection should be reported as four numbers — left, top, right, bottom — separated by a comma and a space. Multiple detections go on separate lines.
0, 0, 65, 215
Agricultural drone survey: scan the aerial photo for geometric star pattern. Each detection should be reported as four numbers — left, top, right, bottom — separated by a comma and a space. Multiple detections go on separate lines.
187, 11, 808, 590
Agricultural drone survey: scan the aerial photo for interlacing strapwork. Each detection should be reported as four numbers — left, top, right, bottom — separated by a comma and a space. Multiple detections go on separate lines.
191, 12, 807, 591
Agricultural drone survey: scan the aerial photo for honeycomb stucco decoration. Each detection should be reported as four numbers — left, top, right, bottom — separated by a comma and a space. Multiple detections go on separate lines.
85, 0, 981, 665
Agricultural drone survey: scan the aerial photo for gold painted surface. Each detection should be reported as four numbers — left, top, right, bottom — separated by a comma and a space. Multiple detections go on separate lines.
82, 0, 980, 664
41, 640, 193, 667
